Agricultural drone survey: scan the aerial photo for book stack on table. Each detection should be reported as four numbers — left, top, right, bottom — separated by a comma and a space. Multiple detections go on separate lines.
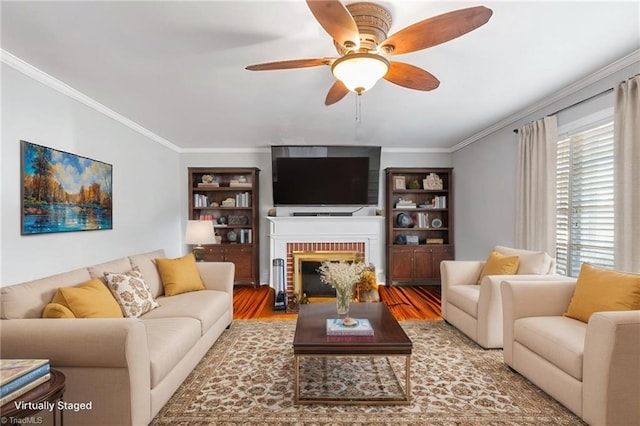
0, 359, 51, 406
326, 319, 375, 342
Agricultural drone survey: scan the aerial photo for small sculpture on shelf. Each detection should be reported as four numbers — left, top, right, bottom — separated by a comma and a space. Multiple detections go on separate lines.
423, 173, 443, 190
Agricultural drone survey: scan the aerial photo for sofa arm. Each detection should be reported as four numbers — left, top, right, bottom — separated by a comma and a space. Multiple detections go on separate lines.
501, 279, 576, 365
440, 261, 484, 320
0, 318, 149, 367
583, 310, 640, 426
474, 274, 571, 348
441, 261, 485, 287
197, 261, 235, 294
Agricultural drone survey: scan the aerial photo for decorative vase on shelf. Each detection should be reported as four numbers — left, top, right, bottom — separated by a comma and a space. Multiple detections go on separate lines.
335, 286, 351, 318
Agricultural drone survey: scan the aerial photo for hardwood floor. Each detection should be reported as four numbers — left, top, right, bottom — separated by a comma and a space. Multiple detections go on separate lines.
233, 285, 442, 320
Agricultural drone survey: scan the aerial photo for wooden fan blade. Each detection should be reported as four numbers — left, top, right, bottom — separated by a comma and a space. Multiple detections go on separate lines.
306, 0, 359, 49
381, 6, 493, 56
325, 80, 350, 105
245, 58, 331, 71
384, 62, 440, 91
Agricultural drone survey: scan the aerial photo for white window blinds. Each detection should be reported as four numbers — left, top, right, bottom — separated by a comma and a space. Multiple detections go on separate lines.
556, 121, 615, 277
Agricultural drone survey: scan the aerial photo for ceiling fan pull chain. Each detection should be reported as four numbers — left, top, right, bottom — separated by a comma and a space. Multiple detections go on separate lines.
355, 94, 362, 122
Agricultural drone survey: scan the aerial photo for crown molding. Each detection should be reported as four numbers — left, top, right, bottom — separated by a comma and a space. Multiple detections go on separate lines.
1, 49, 182, 153
450, 49, 640, 153
181, 147, 271, 154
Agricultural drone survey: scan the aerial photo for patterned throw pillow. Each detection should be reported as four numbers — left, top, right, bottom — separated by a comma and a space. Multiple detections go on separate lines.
105, 267, 159, 317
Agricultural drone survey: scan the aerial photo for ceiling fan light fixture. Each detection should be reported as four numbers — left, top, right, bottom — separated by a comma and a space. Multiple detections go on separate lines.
331, 53, 389, 94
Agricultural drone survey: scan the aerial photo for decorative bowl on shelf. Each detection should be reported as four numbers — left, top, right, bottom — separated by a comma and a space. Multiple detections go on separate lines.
396, 213, 414, 228
395, 234, 407, 244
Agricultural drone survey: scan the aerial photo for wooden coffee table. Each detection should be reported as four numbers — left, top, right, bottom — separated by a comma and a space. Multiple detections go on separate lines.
293, 303, 412, 405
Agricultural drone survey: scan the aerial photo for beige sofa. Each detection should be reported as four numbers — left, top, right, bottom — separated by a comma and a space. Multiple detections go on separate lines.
501, 278, 640, 426
0, 249, 234, 426
440, 246, 566, 348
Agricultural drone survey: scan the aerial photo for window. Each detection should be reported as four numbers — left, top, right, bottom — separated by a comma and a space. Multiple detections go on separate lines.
556, 118, 615, 277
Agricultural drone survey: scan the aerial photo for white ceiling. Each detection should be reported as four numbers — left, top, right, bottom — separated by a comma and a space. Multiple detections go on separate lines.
2, 1, 639, 151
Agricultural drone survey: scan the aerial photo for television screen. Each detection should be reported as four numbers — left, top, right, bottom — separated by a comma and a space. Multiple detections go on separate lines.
271, 146, 381, 206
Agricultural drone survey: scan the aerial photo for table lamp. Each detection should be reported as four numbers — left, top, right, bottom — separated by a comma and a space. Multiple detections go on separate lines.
185, 220, 216, 262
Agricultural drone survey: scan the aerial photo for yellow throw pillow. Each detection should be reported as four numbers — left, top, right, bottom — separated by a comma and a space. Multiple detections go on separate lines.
42, 303, 76, 318
477, 250, 520, 284
52, 278, 124, 318
155, 253, 205, 296
564, 263, 640, 323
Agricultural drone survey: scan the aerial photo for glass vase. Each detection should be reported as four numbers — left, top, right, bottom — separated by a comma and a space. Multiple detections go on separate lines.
335, 286, 351, 318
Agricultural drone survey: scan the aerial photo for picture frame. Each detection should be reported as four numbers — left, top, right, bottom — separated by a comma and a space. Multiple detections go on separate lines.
394, 176, 406, 190
21, 140, 113, 235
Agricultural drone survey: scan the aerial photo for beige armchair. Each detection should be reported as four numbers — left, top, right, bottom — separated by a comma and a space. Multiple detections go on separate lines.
501, 278, 640, 426
440, 246, 565, 348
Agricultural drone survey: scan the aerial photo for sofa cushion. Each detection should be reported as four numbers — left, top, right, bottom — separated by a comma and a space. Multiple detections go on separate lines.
447, 285, 480, 318
1, 268, 92, 319
143, 290, 231, 335
494, 246, 552, 275
514, 316, 586, 380
564, 263, 640, 323
155, 254, 205, 296
142, 317, 201, 388
104, 268, 159, 318
477, 250, 520, 284
42, 302, 76, 318
129, 249, 166, 298
52, 278, 124, 318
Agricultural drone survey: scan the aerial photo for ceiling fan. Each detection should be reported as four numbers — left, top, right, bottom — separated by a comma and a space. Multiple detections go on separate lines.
246, 1, 493, 105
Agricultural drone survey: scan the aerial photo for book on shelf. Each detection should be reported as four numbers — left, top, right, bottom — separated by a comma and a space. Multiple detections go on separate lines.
326, 319, 374, 336
415, 212, 430, 228
229, 182, 251, 188
433, 196, 447, 208
197, 182, 219, 188
193, 194, 210, 208
1, 363, 50, 397
234, 192, 250, 207
1, 359, 49, 387
0, 373, 51, 407
239, 229, 252, 244
395, 201, 416, 208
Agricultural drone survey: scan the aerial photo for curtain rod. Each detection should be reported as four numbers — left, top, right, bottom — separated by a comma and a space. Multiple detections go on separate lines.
513, 87, 614, 134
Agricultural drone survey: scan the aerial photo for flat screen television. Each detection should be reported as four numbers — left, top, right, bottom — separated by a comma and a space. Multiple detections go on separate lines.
271, 145, 381, 206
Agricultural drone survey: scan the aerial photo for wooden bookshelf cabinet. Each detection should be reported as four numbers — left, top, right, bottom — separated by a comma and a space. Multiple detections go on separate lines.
385, 167, 454, 286
188, 167, 260, 287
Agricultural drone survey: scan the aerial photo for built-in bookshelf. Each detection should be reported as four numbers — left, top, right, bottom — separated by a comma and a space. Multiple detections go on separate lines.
188, 167, 260, 286
385, 167, 454, 286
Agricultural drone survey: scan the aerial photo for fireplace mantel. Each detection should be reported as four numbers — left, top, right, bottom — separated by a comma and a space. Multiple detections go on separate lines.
267, 216, 385, 288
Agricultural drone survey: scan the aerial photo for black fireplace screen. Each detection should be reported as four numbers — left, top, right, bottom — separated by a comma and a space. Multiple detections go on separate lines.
300, 261, 337, 297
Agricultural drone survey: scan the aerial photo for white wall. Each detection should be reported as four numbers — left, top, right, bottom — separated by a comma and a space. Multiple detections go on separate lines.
181, 150, 452, 284
452, 62, 639, 260
1, 64, 182, 286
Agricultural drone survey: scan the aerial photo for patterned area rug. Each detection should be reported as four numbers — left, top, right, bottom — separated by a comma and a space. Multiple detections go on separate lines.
151, 320, 584, 425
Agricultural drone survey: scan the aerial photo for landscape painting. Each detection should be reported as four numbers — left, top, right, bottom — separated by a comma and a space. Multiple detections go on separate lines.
21, 140, 112, 235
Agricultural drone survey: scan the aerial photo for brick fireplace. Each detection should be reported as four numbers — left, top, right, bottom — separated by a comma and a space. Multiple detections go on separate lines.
289, 243, 365, 295
267, 216, 385, 290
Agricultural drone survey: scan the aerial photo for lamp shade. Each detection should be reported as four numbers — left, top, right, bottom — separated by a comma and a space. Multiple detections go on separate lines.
331, 53, 390, 94
184, 220, 216, 245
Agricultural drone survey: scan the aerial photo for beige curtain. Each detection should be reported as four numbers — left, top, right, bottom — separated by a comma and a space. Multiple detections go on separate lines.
515, 116, 558, 255
614, 75, 640, 273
